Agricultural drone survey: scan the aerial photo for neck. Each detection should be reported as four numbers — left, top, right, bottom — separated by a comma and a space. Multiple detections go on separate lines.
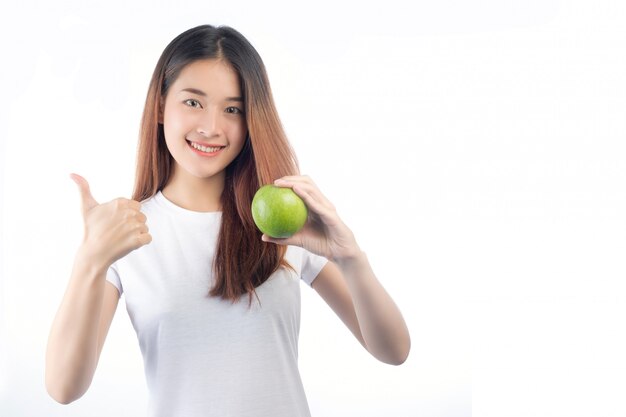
161, 165, 225, 212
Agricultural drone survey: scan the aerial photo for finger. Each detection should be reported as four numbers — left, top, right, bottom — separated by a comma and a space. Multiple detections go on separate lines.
136, 232, 153, 247
274, 175, 315, 186
290, 183, 336, 222
129, 199, 143, 211
261, 234, 297, 246
135, 211, 148, 223
276, 180, 335, 212
135, 222, 149, 234
127, 209, 148, 224
70, 173, 99, 215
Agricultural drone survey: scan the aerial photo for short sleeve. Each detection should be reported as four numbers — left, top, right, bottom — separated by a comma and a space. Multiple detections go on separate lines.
106, 262, 123, 296
300, 249, 329, 287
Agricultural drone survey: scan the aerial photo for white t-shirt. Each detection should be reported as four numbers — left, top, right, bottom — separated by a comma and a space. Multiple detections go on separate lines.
106, 190, 328, 417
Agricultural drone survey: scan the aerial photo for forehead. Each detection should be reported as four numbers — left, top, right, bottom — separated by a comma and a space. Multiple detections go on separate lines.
172, 59, 241, 96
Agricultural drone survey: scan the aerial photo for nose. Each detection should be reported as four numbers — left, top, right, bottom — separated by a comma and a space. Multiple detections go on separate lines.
197, 106, 222, 137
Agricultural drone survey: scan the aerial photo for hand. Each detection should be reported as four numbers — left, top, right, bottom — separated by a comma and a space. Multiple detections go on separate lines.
261, 175, 361, 262
70, 173, 152, 268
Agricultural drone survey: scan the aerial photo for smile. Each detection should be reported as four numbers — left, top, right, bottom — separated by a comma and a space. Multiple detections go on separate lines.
187, 140, 225, 156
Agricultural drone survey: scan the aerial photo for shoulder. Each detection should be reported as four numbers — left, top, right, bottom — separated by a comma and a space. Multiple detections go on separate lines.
287, 246, 329, 287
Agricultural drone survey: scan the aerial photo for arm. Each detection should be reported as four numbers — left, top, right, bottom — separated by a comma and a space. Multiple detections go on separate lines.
265, 175, 411, 365
314, 252, 411, 365
45, 246, 120, 404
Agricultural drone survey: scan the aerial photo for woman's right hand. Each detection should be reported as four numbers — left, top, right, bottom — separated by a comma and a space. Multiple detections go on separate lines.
70, 173, 152, 268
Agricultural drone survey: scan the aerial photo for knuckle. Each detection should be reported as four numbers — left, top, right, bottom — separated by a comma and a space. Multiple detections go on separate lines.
140, 232, 151, 246
115, 198, 130, 209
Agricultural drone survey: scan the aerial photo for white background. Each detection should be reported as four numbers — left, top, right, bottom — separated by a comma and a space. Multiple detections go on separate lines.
1, 0, 625, 416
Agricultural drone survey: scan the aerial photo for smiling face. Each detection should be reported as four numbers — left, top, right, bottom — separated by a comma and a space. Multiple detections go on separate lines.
159, 59, 248, 204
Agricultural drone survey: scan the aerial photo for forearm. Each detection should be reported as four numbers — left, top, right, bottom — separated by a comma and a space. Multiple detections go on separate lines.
335, 251, 411, 365
45, 248, 108, 403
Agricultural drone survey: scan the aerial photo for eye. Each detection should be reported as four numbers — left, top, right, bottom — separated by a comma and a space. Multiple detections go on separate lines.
226, 106, 244, 115
183, 99, 201, 108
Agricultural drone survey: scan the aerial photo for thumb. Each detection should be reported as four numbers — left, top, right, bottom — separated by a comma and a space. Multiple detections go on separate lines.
69, 173, 99, 215
262, 234, 294, 246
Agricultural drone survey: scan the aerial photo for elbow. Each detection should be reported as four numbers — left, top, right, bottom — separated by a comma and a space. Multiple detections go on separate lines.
46, 385, 75, 405
392, 349, 410, 366
387, 334, 411, 366
386, 348, 410, 366
366, 329, 412, 366
45, 373, 80, 405
377, 351, 409, 366
53, 396, 74, 406
373, 344, 411, 366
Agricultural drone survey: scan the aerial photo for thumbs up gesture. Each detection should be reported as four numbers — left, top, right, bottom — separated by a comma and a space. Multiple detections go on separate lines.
70, 173, 152, 268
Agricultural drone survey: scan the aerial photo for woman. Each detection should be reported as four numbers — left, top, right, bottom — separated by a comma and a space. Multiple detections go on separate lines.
45, 24, 410, 416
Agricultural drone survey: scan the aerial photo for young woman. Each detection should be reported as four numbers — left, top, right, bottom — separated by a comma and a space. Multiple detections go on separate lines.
45, 24, 410, 416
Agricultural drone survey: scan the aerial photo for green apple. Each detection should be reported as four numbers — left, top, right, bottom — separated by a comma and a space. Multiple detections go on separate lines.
251, 184, 308, 238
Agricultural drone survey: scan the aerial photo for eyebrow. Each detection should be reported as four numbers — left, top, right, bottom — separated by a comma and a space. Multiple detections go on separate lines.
179, 87, 243, 102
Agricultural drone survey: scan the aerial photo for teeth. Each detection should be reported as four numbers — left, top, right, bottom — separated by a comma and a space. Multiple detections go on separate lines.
190, 142, 223, 153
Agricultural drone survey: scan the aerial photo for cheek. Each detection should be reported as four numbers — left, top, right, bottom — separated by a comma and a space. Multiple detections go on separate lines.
226, 121, 247, 142
163, 109, 188, 141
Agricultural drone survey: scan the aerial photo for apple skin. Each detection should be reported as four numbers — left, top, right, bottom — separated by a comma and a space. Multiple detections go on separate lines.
251, 184, 308, 238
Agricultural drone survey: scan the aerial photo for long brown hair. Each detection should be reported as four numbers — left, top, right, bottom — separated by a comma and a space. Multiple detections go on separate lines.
131, 24, 300, 308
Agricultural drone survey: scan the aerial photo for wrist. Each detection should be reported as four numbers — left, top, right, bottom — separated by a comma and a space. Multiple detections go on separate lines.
76, 244, 110, 275
333, 248, 367, 268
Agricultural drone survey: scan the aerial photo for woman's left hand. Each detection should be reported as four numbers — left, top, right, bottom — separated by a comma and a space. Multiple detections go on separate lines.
261, 175, 362, 262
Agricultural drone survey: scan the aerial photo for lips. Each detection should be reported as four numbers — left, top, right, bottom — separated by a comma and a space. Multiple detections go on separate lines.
186, 139, 225, 148
186, 139, 225, 156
